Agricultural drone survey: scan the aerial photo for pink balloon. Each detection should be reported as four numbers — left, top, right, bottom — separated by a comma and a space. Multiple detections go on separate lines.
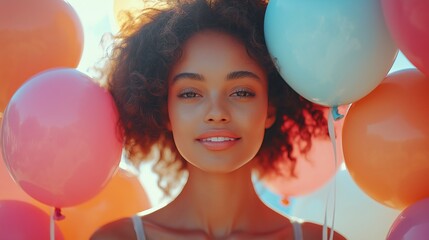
0, 200, 63, 240
262, 107, 346, 197
387, 197, 429, 240
0, 150, 32, 202
1, 68, 123, 208
381, 0, 429, 77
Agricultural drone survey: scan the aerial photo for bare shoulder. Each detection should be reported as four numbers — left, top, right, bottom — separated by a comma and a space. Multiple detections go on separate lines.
90, 217, 136, 240
301, 222, 347, 240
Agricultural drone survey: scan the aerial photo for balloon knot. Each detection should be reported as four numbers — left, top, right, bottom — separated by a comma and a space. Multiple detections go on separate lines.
331, 106, 344, 121
53, 207, 65, 221
281, 198, 290, 206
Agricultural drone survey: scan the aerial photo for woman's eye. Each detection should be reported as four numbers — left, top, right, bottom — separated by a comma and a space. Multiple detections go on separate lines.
178, 91, 201, 98
231, 90, 255, 98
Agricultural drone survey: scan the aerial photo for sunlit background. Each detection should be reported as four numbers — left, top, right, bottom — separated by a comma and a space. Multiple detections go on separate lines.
46, 1, 418, 239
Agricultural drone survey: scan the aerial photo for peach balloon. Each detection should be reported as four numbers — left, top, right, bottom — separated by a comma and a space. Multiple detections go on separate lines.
343, 69, 429, 210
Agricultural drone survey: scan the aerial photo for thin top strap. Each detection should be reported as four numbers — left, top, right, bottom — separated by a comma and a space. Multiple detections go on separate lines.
131, 215, 146, 240
291, 218, 303, 240
131, 214, 302, 240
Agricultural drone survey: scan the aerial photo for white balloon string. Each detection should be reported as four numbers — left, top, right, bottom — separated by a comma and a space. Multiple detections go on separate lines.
323, 106, 343, 240
50, 207, 65, 239
323, 189, 329, 240
50, 207, 55, 240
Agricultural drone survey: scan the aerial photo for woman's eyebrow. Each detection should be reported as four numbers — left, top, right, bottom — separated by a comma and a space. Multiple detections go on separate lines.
226, 70, 261, 82
172, 70, 261, 83
172, 72, 204, 82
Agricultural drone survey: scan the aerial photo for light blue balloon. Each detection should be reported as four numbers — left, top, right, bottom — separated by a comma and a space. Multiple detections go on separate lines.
264, 0, 398, 106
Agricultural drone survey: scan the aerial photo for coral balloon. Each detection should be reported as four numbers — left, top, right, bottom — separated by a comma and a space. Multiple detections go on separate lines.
0, 0, 84, 112
57, 168, 151, 240
262, 107, 346, 197
264, 0, 397, 106
1, 68, 123, 208
262, 137, 341, 197
387, 197, 429, 240
0, 200, 63, 240
381, 0, 429, 77
342, 69, 429, 210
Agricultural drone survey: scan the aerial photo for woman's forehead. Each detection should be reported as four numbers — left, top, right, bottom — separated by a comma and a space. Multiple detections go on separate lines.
169, 30, 266, 80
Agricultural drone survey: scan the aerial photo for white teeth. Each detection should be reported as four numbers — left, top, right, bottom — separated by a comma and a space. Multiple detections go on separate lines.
201, 137, 235, 142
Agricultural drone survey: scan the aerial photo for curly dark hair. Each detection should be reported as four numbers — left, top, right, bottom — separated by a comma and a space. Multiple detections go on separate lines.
105, 0, 328, 195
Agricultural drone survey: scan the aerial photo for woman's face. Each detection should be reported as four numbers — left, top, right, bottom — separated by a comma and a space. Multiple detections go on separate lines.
168, 30, 275, 173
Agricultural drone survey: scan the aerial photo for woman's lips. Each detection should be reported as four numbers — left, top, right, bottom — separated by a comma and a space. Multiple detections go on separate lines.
196, 131, 241, 151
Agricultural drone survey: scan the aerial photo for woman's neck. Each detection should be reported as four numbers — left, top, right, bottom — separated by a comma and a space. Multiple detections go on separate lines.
170, 162, 267, 237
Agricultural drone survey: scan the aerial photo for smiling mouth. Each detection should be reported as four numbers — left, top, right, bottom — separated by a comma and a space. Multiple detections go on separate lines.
197, 137, 241, 151
199, 137, 239, 142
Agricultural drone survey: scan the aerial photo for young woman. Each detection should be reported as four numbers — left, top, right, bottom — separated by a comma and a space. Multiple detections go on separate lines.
91, 0, 346, 239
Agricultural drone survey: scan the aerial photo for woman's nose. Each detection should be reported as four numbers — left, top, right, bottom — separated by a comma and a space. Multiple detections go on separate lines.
204, 96, 230, 123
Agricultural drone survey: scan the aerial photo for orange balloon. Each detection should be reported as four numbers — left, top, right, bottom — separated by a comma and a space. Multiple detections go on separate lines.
56, 168, 151, 240
342, 68, 429, 210
0, 0, 83, 112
